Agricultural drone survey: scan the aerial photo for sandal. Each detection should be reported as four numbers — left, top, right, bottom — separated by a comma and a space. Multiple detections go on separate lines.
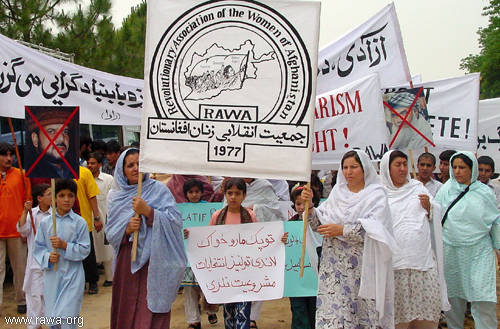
187, 323, 201, 329
250, 320, 258, 329
208, 314, 218, 324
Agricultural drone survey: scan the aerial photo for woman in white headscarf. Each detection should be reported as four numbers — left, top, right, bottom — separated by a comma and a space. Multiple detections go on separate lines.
435, 151, 500, 329
301, 150, 397, 329
380, 150, 450, 329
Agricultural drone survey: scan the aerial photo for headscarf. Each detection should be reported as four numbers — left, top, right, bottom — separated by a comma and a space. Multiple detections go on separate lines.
435, 151, 500, 247
166, 175, 214, 203
314, 149, 397, 328
106, 148, 187, 313
380, 150, 450, 311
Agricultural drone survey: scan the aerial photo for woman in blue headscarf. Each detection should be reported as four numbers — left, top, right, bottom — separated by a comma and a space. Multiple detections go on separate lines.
106, 148, 186, 329
434, 151, 500, 329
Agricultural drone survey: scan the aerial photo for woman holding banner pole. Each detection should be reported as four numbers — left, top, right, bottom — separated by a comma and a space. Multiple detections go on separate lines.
106, 148, 186, 329
434, 152, 500, 329
301, 149, 397, 329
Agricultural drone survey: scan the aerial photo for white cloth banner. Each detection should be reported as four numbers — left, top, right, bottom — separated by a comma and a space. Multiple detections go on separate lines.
317, 2, 410, 94
477, 97, 500, 166
312, 74, 388, 168
384, 73, 480, 155
0, 34, 143, 125
187, 222, 285, 303
140, 0, 320, 181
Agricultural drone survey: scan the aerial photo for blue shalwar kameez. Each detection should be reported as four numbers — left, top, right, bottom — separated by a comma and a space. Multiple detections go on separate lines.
33, 210, 90, 329
435, 152, 500, 329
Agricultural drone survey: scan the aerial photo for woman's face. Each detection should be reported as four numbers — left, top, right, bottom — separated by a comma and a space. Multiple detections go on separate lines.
123, 153, 139, 185
389, 156, 408, 187
342, 156, 364, 188
452, 158, 472, 185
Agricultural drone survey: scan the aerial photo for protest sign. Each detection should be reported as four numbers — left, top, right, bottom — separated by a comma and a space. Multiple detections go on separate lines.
383, 73, 480, 155
477, 98, 500, 166
382, 87, 434, 150
317, 3, 410, 94
312, 74, 388, 168
24, 106, 80, 179
0, 34, 143, 125
140, 0, 320, 181
283, 221, 319, 297
186, 222, 285, 303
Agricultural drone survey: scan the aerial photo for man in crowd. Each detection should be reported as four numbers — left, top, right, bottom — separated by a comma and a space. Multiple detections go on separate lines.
102, 140, 121, 176
438, 150, 456, 183
80, 136, 93, 166
25, 108, 79, 179
87, 152, 114, 286
0, 143, 29, 313
417, 152, 442, 196
477, 156, 500, 208
75, 165, 102, 294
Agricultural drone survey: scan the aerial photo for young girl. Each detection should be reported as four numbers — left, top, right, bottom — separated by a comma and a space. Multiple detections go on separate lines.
182, 178, 219, 329
18, 184, 51, 329
33, 179, 90, 329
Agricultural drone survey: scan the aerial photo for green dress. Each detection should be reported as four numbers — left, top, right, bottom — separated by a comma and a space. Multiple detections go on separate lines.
435, 151, 500, 302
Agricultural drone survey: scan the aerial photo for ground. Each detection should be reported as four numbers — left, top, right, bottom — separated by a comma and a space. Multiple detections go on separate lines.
0, 273, 498, 328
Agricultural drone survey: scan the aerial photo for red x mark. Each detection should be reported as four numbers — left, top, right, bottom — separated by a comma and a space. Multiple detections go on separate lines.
25, 106, 79, 179
384, 87, 435, 148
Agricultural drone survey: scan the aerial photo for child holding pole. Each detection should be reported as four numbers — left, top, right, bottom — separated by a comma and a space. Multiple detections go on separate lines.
17, 183, 51, 329
33, 179, 90, 329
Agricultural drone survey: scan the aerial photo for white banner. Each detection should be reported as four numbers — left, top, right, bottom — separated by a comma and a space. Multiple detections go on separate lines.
317, 3, 410, 94
187, 222, 285, 303
312, 74, 388, 168
0, 34, 143, 125
477, 98, 500, 167
140, 0, 320, 181
384, 73, 480, 154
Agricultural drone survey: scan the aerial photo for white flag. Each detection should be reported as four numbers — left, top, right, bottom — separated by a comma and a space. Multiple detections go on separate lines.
317, 3, 410, 94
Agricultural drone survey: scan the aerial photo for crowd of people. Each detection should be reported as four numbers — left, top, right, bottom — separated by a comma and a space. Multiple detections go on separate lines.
0, 138, 499, 329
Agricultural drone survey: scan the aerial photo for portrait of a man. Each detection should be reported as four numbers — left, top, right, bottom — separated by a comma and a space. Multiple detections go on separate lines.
25, 106, 80, 179
383, 88, 434, 150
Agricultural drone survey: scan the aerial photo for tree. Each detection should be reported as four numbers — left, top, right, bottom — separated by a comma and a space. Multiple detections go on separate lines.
53, 0, 116, 71
0, 0, 77, 44
460, 0, 500, 99
112, 1, 147, 79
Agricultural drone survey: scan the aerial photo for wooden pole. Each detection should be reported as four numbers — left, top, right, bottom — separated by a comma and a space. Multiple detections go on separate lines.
7, 118, 36, 235
408, 150, 417, 179
51, 179, 57, 271
299, 182, 311, 278
131, 172, 144, 262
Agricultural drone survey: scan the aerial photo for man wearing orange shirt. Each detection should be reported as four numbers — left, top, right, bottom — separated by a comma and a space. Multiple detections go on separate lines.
0, 142, 30, 314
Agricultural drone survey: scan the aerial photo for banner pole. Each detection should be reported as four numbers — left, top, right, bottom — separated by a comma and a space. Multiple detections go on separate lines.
131, 172, 144, 262
299, 182, 311, 278
7, 118, 36, 235
408, 150, 417, 179
51, 178, 57, 271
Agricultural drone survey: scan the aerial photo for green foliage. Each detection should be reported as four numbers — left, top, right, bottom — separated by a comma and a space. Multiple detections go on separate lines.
0, 0, 148, 79
0, 0, 77, 44
460, 0, 500, 99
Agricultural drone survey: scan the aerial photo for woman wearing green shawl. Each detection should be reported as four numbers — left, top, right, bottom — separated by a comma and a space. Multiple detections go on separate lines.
434, 151, 500, 329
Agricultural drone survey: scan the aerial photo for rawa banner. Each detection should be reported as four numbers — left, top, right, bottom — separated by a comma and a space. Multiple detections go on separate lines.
0, 34, 143, 125
383, 73, 480, 154
140, 0, 320, 181
477, 98, 500, 166
312, 74, 388, 168
186, 222, 285, 303
317, 3, 410, 94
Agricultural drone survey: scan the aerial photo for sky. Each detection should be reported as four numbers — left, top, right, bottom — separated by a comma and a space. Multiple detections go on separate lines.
109, 0, 489, 82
